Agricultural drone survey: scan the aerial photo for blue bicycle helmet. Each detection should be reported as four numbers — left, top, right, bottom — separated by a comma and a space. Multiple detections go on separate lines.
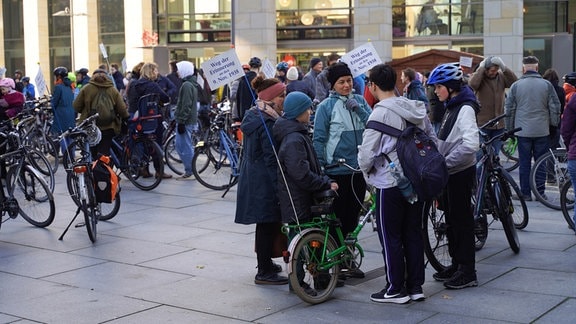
276, 61, 289, 72
427, 63, 463, 85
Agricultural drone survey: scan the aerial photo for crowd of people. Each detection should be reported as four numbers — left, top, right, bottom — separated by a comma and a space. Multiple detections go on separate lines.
1, 51, 572, 304
229, 53, 570, 306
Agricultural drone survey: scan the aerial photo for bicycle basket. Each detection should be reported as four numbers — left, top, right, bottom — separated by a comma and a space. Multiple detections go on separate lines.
310, 190, 337, 215
84, 122, 102, 146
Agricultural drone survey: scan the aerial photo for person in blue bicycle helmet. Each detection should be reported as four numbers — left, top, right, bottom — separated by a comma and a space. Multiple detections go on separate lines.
276, 61, 289, 84
427, 62, 480, 289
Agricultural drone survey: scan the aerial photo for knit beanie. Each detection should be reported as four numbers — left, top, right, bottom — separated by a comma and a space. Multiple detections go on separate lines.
283, 91, 312, 120
176, 61, 195, 78
309, 58, 322, 69
327, 63, 352, 89
287, 67, 299, 81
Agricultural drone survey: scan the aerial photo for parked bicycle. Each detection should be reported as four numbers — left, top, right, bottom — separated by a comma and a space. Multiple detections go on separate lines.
499, 136, 519, 172
0, 121, 55, 230
59, 114, 119, 242
192, 100, 242, 197
423, 114, 527, 272
282, 159, 376, 304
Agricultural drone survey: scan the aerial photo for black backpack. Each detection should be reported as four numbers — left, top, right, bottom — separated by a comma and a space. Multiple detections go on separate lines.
366, 119, 448, 201
134, 93, 161, 134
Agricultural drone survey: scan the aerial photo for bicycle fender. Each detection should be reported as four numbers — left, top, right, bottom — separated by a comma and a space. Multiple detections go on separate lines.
285, 228, 327, 275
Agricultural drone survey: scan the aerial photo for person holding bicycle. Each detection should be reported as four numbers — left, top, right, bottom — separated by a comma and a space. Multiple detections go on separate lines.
274, 91, 338, 224
358, 64, 431, 303
235, 76, 288, 285
427, 63, 480, 289
51, 67, 77, 157
313, 62, 372, 279
560, 77, 576, 234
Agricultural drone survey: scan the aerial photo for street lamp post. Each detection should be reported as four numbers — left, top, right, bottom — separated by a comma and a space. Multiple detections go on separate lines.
53, 3, 75, 70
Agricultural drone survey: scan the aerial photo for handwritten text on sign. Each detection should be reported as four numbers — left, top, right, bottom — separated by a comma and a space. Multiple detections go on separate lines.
200, 49, 244, 89
340, 43, 382, 78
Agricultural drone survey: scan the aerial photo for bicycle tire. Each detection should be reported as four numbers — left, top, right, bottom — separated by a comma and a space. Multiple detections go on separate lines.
289, 232, 339, 304
6, 164, 55, 228
499, 137, 519, 172
66, 172, 121, 221
529, 149, 569, 210
493, 180, 520, 253
422, 200, 451, 272
163, 134, 184, 175
82, 174, 98, 242
500, 171, 529, 229
26, 148, 55, 193
560, 180, 576, 231
25, 131, 59, 174
124, 137, 164, 191
192, 143, 237, 190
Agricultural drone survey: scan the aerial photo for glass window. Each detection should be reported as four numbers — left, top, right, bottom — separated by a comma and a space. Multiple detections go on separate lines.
98, 0, 125, 66
2, 0, 24, 76
49, 0, 73, 74
276, 0, 352, 40
524, 1, 568, 34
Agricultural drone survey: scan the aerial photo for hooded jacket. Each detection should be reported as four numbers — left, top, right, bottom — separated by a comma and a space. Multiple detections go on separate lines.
73, 77, 128, 134
127, 77, 170, 114
273, 117, 333, 223
358, 96, 434, 188
51, 77, 76, 133
561, 96, 576, 160
436, 85, 480, 174
234, 106, 281, 225
175, 75, 198, 125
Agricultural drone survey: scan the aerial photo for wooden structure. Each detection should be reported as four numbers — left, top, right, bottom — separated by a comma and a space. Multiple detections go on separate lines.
386, 49, 484, 91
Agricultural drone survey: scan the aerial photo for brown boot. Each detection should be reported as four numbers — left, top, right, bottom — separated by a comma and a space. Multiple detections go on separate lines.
156, 172, 172, 179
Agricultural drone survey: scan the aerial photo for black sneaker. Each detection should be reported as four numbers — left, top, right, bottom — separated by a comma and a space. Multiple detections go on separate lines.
271, 262, 282, 273
408, 286, 426, 301
254, 272, 288, 285
432, 266, 457, 282
443, 270, 478, 289
370, 289, 410, 304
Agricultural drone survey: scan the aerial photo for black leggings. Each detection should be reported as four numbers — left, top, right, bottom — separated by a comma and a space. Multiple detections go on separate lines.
255, 222, 278, 274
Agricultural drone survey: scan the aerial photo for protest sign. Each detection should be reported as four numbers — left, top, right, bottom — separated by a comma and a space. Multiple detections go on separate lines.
261, 59, 276, 79
339, 42, 382, 77
201, 49, 244, 89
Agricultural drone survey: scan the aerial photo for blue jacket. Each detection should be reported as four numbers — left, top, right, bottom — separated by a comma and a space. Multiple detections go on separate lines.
127, 78, 170, 114
313, 92, 371, 175
51, 78, 76, 133
286, 80, 314, 99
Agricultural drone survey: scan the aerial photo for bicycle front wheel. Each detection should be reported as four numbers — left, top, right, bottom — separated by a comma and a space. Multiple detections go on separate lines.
25, 131, 59, 174
493, 181, 520, 253
192, 144, 237, 190
7, 165, 55, 228
289, 232, 339, 304
422, 200, 451, 272
500, 171, 529, 229
124, 137, 164, 191
529, 149, 569, 210
26, 148, 55, 193
67, 172, 121, 221
81, 174, 98, 242
164, 134, 184, 175
560, 180, 576, 231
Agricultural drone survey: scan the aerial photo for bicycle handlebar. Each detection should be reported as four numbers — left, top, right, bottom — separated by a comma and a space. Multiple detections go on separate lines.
479, 113, 507, 130
59, 114, 100, 139
483, 127, 522, 147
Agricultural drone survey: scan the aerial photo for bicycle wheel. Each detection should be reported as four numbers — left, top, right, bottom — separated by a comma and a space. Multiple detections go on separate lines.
493, 180, 520, 253
66, 172, 121, 221
164, 134, 184, 175
124, 137, 164, 191
289, 232, 339, 304
192, 142, 237, 190
560, 180, 576, 231
26, 148, 55, 193
6, 165, 55, 228
499, 137, 519, 172
529, 149, 568, 210
422, 200, 451, 272
25, 131, 59, 174
81, 173, 99, 243
500, 171, 529, 229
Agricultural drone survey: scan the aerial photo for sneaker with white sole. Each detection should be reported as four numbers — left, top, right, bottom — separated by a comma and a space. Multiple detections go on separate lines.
408, 287, 426, 301
370, 289, 410, 304
443, 270, 478, 289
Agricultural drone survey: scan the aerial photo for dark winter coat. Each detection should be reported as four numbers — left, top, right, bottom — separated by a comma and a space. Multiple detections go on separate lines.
273, 117, 333, 223
50, 78, 76, 133
234, 106, 281, 225
112, 71, 125, 91
561, 96, 576, 160
235, 71, 257, 121
286, 80, 315, 100
156, 75, 177, 105
126, 78, 170, 114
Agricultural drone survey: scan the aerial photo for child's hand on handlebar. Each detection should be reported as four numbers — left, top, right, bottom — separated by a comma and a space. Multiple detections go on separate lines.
330, 182, 339, 191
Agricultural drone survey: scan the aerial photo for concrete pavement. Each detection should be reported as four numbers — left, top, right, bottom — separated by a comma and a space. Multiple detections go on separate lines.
0, 169, 575, 323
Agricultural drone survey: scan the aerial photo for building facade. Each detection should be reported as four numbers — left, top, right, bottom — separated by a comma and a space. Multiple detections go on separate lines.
1, 0, 574, 94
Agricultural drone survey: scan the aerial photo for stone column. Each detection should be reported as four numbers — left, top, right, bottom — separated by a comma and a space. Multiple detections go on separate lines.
483, 0, 524, 76
123, 0, 155, 71
353, 0, 393, 63
233, 0, 277, 65
22, 0, 50, 96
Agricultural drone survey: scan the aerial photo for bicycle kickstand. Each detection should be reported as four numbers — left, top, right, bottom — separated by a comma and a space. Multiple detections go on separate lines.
58, 206, 83, 240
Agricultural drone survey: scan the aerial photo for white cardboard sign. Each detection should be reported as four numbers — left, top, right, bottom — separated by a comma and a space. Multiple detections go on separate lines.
459, 56, 473, 68
201, 49, 244, 89
339, 42, 382, 77
262, 59, 276, 79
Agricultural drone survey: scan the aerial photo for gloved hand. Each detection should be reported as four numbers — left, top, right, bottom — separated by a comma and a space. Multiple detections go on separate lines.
345, 98, 359, 112
177, 123, 186, 134
490, 57, 506, 71
478, 58, 487, 69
